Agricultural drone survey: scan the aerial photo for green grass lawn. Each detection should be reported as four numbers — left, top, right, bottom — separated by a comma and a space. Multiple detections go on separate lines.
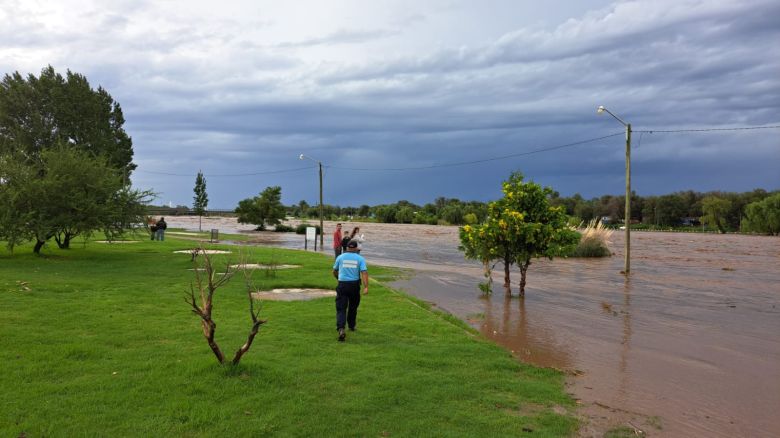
0, 234, 576, 437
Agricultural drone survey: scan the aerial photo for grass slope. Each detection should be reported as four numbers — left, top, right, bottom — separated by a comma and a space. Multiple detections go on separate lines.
0, 235, 576, 437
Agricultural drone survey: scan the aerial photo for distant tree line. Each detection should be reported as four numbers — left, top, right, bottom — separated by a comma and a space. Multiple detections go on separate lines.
546, 189, 778, 233
290, 197, 488, 226
289, 189, 778, 234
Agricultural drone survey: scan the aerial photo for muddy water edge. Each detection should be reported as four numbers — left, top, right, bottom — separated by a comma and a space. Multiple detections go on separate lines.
167, 217, 780, 437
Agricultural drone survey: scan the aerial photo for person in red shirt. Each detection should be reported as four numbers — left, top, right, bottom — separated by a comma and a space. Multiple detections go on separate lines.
333, 223, 343, 258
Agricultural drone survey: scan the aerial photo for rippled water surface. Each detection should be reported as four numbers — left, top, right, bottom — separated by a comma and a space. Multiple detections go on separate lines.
169, 217, 780, 437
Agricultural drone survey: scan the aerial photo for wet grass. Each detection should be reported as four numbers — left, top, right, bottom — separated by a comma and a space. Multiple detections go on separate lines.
0, 236, 577, 436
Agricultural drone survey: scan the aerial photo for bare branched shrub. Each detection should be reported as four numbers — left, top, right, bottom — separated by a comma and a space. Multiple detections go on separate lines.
573, 219, 613, 257
185, 247, 266, 365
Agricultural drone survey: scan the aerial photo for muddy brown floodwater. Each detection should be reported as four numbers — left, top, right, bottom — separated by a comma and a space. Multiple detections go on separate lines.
167, 216, 780, 437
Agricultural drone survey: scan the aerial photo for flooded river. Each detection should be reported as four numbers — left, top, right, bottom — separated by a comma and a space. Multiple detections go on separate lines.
167, 216, 780, 437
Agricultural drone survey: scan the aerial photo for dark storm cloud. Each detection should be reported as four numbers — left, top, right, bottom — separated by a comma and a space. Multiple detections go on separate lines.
1, 0, 777, 207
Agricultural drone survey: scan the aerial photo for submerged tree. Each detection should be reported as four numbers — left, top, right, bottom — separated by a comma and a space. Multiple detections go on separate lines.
459, 172, 578, 297
235, 186, 285, 230
193, 170, 208, 232
741, 193, 780, 235
701, 195, 732, 234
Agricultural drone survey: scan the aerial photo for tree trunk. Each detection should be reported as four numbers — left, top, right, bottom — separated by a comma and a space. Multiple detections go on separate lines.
518, 259, 530, 298
33, 240, 46, 254
232, 319, 265, 365
202, 318, 225, 364
55, 232, 73, 249
503, 256, 512, 297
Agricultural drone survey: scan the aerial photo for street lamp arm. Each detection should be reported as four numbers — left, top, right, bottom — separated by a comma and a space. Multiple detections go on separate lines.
299, 154, 320, 165
597, 105, 628, 127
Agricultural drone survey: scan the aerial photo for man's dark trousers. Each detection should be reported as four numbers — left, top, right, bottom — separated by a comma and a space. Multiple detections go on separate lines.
336, 280, 361, 330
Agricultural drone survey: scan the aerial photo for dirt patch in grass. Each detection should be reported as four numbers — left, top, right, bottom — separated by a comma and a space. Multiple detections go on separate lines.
229, 263, 301, 270
173, 250, 232, 254
251, 288, 335, 301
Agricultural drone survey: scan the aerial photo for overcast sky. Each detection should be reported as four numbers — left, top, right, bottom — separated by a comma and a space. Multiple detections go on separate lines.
1, 0, 778, 208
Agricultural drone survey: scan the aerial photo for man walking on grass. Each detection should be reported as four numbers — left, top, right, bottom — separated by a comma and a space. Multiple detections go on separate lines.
332, 240, 368, 342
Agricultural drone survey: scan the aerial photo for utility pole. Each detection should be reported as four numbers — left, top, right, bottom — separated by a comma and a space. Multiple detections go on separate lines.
624, 123, 631, 274
598, 106, 632, 274
318, 161, 324, 249
300, 154, 325, 250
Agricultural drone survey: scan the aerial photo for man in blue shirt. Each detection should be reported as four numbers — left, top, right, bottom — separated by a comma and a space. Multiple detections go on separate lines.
332, 240, 369, 342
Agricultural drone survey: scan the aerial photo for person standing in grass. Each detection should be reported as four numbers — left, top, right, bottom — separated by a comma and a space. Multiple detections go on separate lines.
341, 230, 351, 253
155, 217, 167, 241
148, 217, 158, 240
332, 240, 369, 342
349, 226, 365, 253
333, 223, 343, 259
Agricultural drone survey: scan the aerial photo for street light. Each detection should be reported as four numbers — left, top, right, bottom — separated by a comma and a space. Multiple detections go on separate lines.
299, 154, 324, 249
597, 105, 632, 275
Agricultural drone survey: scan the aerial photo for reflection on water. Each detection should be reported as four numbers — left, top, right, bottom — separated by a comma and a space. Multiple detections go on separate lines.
168, 217, 780, 437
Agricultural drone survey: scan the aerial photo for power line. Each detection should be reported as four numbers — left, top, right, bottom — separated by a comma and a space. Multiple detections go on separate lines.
634, 125, 780, 133
133, 124, 780, 177
137, 165, 316, 177
328, 132, 625, 171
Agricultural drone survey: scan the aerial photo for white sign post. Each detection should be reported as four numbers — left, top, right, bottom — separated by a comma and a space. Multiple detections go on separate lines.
305, 226, 317, 251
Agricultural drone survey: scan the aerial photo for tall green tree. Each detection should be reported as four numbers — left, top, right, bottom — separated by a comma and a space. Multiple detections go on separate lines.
235, 186, 285, 230
0, 66, 134, 174
459, 172, 578, 297
701, 195, 732, 233
396, 206, 414, 224
0, 66, 148, 254
741, 193, 780, 235
193, 170, 208, 231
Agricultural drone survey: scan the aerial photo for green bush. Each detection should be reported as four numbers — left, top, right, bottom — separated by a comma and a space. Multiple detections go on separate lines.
571, 237, 611, 257
273, 224, 294, 232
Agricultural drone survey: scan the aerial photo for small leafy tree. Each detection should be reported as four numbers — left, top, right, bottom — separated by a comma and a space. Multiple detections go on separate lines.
0, 144, 151, 253
459, 172, 578, 297
500, 173, 579, 296
235, 186, 285, 230
193, 170, 208, 231
701, 195, 732, 233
